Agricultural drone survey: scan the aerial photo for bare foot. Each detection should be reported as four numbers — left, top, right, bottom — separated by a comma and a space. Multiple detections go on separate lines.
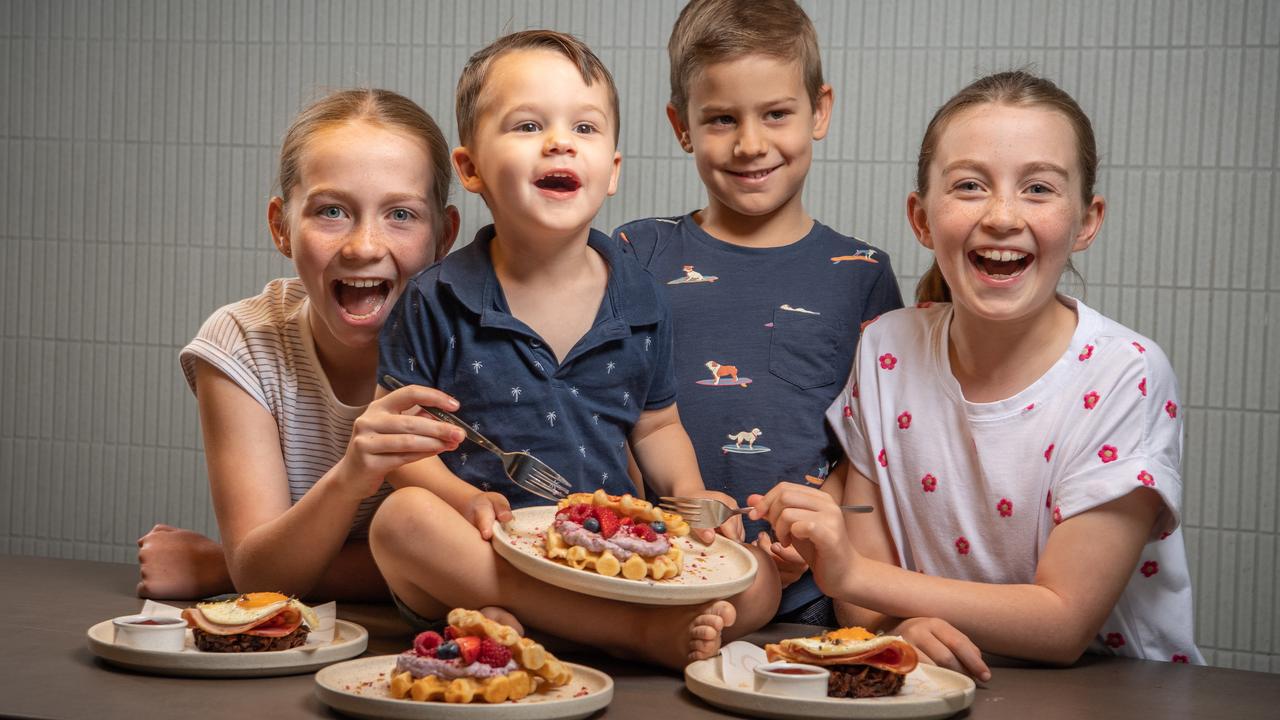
478, 606, 524, 636
687, 600, 736, 661
136, 524, 233, 600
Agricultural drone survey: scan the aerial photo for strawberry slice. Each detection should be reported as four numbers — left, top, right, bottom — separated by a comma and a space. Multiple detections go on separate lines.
594, 507, 620, 539
455, 635, 481, 665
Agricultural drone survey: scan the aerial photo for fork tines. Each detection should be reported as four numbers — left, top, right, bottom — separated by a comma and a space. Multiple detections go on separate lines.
658, 497, 702, 517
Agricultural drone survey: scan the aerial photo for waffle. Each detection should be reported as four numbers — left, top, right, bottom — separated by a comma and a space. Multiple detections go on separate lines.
388, 608, 572, 704
543, 489, 689, 581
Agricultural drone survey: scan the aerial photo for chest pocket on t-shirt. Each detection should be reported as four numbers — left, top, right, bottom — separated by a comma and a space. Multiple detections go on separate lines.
768, 309, 842, 389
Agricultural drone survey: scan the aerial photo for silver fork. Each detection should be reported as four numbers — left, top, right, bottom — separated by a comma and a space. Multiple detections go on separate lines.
659, 495, 874, 529
382, 375, 572, 502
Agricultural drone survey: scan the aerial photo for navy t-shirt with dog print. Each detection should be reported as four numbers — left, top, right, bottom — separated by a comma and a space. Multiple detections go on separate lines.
379, 225, 677, 507
613, 214, 903, 614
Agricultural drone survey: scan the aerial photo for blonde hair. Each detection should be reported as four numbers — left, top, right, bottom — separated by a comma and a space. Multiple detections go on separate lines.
455, 29, 620, 146
277, 89, 453, 258
667, 0, 824, 121
914, 71, 1097, 304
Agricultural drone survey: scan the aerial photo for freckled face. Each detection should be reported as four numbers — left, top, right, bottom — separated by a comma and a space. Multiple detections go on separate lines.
909, 103, 1103, 325
274, 121, 439, 352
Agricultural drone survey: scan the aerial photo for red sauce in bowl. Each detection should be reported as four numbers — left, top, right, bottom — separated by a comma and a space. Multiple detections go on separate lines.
770, 667, 824, 675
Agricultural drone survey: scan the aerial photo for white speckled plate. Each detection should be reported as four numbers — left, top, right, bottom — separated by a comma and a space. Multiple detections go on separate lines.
685, 655, 975, 720
491, 505, 757, 605
86, 619, 368, 677
314, 655, 613, 720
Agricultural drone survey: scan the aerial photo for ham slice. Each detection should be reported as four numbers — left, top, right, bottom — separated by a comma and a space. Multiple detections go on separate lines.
766, 638, 919, 674
181, 605, 303, 637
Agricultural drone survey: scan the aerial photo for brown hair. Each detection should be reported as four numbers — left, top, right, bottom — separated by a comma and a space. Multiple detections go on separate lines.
667, 0, 824, 121
276, 89, 453, 258
914, 71, 1098, 304
455, 29, 620, 146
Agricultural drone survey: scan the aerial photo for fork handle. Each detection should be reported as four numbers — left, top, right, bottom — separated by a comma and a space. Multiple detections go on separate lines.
839, 505, 875, 514
382, 375, 505, 458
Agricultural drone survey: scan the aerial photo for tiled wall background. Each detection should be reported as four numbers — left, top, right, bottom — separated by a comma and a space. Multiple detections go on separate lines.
1, 0, 1277, 671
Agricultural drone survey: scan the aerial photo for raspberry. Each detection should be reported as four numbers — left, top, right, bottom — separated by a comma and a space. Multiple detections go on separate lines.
476, 638, 512, 667
413, 630, 443, 657
567, 503, 593, 524
455, 635, 481, 665
443, 625, 458, 640
593, 507, 621, 538
620, 517, 633, 526
633, 523, 657, 542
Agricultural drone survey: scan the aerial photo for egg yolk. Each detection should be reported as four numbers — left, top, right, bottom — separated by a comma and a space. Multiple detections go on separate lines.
825, 627, 876, 643
237, 591, 289, 609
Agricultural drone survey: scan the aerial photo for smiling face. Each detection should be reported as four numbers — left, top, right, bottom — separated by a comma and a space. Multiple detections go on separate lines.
671, 54, 831, 232
270, 120, 455, 355
451, 48, 621, 243
908, 102, 1104, 326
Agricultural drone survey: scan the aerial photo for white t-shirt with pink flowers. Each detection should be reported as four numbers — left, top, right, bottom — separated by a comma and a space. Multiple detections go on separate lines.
825, 297, 1202, 664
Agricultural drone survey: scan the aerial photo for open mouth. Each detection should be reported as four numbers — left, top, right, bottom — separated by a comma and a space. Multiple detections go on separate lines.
729, 166, 778, 181
534, 171, 581, 193
333, 278, 392, 319
970, 249, 1032, 279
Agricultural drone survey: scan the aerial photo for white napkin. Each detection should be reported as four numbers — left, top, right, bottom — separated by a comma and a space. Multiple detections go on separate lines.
139, 599, 338, 649
719, 640, 768, 689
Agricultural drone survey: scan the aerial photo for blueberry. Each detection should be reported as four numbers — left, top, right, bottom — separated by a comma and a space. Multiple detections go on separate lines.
651, 521, 666, 534
583, 517, 601, 533
435, 641, 459, 659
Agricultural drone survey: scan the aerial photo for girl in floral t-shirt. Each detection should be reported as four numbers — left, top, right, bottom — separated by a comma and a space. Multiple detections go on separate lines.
749, 71, 1202, 679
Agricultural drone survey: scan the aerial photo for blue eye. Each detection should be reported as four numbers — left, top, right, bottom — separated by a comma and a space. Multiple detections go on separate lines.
320, 206, 345, 219
390, 208, 412, 222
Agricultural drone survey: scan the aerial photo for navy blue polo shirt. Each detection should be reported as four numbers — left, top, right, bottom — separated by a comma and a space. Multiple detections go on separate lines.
613, 214, 903, 614
378, 225, 677, 507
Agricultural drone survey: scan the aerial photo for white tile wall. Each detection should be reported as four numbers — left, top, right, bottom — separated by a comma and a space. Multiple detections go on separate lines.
1, 0, 1276, 671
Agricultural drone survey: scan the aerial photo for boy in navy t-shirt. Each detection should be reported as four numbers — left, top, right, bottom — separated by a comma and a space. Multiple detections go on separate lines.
615, 0, 903, 626
370, 29, 781, 669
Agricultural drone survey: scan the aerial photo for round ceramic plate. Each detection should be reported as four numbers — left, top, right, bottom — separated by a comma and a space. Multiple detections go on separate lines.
86, 619, 368, 677
685, 656, 975, 720
491, 505, 758, 605
315, 655, 613, 720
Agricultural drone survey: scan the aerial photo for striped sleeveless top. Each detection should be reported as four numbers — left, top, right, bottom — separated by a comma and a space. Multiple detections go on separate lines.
180, 278, 392, 538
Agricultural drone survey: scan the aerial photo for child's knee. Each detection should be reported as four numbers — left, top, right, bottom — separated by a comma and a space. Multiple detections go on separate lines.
371, 486, 443, 550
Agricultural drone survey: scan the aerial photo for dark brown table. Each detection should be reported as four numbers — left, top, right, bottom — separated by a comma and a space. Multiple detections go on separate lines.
2, 554, 1276, 719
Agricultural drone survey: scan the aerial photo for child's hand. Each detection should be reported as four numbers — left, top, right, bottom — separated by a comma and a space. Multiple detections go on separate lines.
892, 617, 991, 682
754, 531, 808, 588
747, 484, 857, 593
686, 489, 745, 544
466, 491, 513, 540
136, 524, 233, 599
335, 384, 465, 500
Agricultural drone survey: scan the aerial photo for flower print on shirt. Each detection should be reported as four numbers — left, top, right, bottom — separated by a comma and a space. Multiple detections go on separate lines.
1105, 633, 1125, 649
996, 498, 1013, 517
1138, 470, 1155, 487
1133, 341, 1146, 353
878, 449, 888, 467
1045, 444, 1055, 462
1099, 445, 1119, 463
921, 474, 937, 492
879, 353, 898, 370
1141, 561, 1159, 577
955, 537, 970, 555
1079, 344, 1094, 361
1172, 654, 1189, 663
1053, 506, 1063, 524
1165, 401, 1178, 418
1139, 377, 1147, 397
1083, 391, 1100, 409
897, 411, 912, 429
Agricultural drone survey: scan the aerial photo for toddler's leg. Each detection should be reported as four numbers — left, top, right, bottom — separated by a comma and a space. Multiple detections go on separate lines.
370, 487, 778, 668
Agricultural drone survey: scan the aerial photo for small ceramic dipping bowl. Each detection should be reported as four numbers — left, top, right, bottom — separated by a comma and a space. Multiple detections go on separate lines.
111, 614, 187, 652
752, 661, 831, 698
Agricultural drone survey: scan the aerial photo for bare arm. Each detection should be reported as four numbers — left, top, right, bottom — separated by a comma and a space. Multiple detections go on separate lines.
752, 465, 1163, 664
197, 363, 460, 598
829, 464, 901, 632
628, 403, 705, 498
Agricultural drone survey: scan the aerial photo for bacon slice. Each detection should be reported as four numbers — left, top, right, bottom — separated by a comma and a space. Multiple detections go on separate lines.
181, 605, 303, 637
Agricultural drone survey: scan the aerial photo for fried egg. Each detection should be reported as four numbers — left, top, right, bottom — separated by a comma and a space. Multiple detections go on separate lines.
197, 592, 302, 626
782, 627, 902, 658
